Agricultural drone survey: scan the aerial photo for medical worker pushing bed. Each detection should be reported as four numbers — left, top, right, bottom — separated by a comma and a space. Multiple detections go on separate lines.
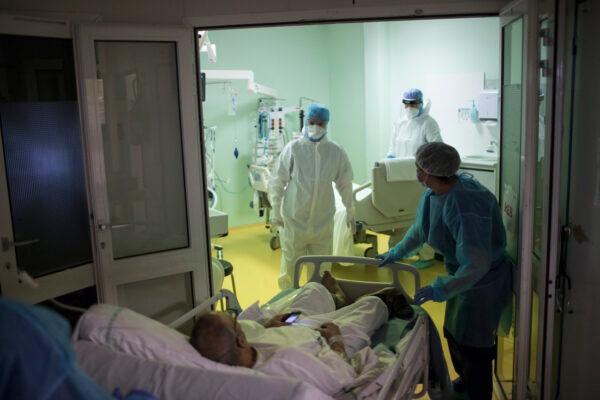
268, 103, 354, 289
377, 142, 512, 400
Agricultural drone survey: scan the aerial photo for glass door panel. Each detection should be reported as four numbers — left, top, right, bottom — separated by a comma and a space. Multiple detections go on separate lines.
0, 32, 95, 303
496, 15, 524, 399
95, 41, 189, 260
529, 18, 551, 398
75, 24, 210, 308
501, 18, 524, 264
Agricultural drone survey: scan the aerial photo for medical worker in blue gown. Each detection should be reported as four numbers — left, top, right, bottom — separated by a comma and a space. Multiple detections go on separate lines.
376, 142, 512, 400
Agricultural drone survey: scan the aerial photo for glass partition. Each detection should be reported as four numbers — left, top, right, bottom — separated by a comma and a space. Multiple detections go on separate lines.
95, 41, 189, 260
496, 16, 524, 399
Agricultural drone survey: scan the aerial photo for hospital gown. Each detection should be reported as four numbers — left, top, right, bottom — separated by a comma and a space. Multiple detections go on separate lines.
239, 283, 393, 396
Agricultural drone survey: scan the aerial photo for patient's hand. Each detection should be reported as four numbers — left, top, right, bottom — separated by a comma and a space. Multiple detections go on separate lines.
316, 322, 341, 340
317, 323, 348, 360
264, 313, 291, 328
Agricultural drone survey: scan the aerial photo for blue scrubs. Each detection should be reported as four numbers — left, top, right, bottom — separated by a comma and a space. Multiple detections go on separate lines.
389, 174, 512, 347
0, 299, 157, 400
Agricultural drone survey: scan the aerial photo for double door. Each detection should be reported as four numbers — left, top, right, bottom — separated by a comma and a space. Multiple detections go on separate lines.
0, 17, 211, 323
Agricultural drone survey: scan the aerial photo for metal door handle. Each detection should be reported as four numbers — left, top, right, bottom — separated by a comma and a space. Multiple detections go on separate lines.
97, 223, 130, 231
110, 224, 130, 229
1, 237, 40, 252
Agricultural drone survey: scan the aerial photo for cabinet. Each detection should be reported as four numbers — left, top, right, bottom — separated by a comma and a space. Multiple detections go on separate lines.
459, 158, 498, 197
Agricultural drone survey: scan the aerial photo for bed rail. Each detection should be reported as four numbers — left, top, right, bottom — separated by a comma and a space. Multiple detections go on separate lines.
167, 289, 239, 329
293, 255, 429, 399
376, 314, 429, 399
293, 255, 420, 302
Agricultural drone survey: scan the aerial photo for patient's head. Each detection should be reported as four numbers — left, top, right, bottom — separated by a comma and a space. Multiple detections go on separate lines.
189, 311, 255, 368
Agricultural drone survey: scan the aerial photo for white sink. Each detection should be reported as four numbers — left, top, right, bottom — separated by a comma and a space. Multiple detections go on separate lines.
461, 153, 498, 169
463, 153, 498, 161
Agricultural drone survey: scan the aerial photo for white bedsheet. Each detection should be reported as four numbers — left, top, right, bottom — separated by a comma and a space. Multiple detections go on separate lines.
333, 182, 369, 257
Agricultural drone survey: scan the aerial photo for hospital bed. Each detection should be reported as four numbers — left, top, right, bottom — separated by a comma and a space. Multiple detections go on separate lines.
72, 257, 429, 400
334, 158, 424, 258
248, 164, 281, 250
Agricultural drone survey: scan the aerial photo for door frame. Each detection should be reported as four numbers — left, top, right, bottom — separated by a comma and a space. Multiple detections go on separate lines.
0, 13, 98, 303
73, 23, 211, 306
535, 0, 570, 398
497, 0, 541, 398
515, 0, 541, 397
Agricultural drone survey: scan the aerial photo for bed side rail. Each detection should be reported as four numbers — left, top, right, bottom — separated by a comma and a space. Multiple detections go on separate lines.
376, 314, 429, 400
293, 255, 420, 298
167, 289, 239, 329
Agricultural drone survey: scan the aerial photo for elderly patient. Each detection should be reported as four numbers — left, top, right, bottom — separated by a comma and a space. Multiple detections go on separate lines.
190, 273, 411, 396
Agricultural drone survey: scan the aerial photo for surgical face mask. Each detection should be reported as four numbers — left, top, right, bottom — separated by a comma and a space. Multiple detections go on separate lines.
305, 124, 327, 141
404, 106, 420, 119
416, 170, 429, 188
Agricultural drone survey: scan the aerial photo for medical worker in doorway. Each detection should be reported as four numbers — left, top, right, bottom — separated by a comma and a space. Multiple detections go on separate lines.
388, 88, 443, 267
268, 103, 354, 290
387, 88, 443, 158
377, 142, 512, 400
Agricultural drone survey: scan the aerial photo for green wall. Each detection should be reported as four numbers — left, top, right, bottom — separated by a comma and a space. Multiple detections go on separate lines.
326, 23, 367, 184
201, 25, 331, 227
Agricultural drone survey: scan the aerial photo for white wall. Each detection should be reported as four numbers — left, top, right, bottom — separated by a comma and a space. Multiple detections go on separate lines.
364, 17, 500, 170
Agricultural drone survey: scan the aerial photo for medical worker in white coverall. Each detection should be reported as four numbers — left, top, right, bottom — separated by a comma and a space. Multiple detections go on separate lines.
387, 88, 443, 267
268, 103, 354, 289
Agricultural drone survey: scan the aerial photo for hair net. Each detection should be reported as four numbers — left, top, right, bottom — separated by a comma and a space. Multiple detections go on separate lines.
402, 88, 423, 104
306, 103, 330, 123
416, 142, 461, 177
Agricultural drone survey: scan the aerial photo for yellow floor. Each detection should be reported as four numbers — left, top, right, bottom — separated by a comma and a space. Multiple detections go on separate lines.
213, 223, 508, 399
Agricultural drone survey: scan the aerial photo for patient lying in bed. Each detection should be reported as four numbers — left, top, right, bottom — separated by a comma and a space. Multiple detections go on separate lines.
190, 274, 412, 397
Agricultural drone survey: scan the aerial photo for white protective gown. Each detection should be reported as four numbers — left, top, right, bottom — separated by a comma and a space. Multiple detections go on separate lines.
268, 136, 354, 289
388, 109, 443, 158
239, 283, 391, 396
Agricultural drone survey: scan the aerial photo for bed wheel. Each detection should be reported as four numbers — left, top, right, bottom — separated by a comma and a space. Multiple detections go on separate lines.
270, 236, 280, 250
364, 247, 377, 258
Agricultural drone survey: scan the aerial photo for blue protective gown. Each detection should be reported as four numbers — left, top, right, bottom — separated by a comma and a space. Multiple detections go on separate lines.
0, 299, 157, 400
389, 174, 512, 347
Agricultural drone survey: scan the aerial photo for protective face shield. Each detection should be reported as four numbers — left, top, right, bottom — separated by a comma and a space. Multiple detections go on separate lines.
402, 88, 424, 104
404, 106, 420, 119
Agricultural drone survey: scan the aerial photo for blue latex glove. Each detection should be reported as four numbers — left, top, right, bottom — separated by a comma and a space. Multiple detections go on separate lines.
386, 154, 396, 159
414, 286, 434, 305
375, 251, 396, 267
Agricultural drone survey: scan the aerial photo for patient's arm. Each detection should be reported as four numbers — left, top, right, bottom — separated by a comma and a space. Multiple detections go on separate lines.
317, 323, 348, 361
264, 313, 292, 328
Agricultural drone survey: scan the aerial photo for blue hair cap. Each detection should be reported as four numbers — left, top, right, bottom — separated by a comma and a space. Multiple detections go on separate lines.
402, 88, 423, 104
306, 103, 330, 123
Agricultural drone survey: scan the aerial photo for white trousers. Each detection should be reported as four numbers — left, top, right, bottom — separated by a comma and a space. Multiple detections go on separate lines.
278, 223, 333, 289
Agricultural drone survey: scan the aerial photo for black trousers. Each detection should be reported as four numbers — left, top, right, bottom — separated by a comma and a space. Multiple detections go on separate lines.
444, 329, 497, 400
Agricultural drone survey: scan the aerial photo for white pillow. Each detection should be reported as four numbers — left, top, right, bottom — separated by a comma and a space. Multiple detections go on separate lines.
74, 304, 260, 376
